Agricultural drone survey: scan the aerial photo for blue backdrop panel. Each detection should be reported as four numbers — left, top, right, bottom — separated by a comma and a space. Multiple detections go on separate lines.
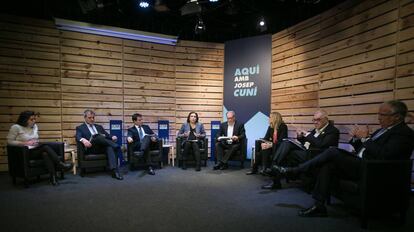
158, 120, 169, 141
109, 120, 124, 164
210, 121, 221, 162
223, 34, 272, 159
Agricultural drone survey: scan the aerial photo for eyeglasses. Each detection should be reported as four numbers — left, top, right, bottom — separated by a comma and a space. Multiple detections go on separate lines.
378, 112, 397, 117
312, 118, 324, 122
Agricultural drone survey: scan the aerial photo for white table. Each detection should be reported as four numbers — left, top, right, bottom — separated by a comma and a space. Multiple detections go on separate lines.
64, 148, 77, 175
163, 144, 175, 167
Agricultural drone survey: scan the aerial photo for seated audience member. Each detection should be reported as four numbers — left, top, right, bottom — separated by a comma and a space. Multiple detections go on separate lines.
274, 100, 414, 217
76, 109, 123, 180
177, 112, 206, 171
246, 112, 288, 175
213, 111, 246, 170
7, 111, 72, 186
262, 109, 339, 190
127, 113, 158, 175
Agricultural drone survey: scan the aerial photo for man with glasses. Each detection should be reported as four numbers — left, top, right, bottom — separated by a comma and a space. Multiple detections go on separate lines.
76, 109, 123, 180
274, 100, 414, 217
262, 109, 339, 189
213, 111, 246, 170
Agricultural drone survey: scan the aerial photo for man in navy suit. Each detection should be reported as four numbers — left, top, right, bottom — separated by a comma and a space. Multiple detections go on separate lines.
213, 111, 246, 170
127, 113, 158, 175
76, 109, 123, 180
275, 100, 414, 217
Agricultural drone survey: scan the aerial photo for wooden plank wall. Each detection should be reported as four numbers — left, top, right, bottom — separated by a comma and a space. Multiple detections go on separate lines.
0, 15, 224, 171
271, 0, 414, 146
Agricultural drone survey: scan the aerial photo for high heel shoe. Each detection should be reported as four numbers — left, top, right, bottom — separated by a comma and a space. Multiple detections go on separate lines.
50, 175, 59, 186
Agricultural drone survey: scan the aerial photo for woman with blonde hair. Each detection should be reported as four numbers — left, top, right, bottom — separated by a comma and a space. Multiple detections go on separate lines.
246, 112, 288, 175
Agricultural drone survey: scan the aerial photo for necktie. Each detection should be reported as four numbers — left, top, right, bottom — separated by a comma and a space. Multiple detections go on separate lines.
138, 126, 144, 139
357, 128, 388, 158
90, 125, 97, 135
273, 129, 278, 144
371, 128, 387, 141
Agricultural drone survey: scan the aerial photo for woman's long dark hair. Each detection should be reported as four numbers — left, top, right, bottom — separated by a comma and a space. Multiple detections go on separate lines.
186, 112, 199, 123
16, 111, 37, 127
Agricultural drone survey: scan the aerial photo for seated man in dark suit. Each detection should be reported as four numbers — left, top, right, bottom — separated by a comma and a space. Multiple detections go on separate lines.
127, 113, 158, 175
262, 109, 339, 189
275, 100, 414, 217
213, 111, 246, 170
76, 109, 123, 180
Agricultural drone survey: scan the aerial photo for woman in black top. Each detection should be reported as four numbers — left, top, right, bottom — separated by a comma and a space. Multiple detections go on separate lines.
246, 112, 288, 175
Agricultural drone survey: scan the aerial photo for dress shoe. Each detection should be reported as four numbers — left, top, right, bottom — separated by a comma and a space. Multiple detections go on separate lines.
298, 205, 327, 217
147, 166, 155, 175
245, 169, 258, 175
49, 175, 59, 186
182, 162, 187, 170
219, 163, 228, 170
213, 163, 222, 170
195, 166, 201, 172
272, 165, 298, 175
112, 170, 124, 180
261, 180, 282, 190
59, 162, 73, 171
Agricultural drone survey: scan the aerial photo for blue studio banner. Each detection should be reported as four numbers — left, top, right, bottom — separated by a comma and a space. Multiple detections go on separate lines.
223, 34, 271, 159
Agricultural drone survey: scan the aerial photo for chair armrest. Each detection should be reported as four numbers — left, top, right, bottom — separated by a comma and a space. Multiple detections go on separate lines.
76, 141, 87, 161
240, 138, 248, 161
359, 160, 412, 209
7, 145, 30, 175
42, 142, 64, 161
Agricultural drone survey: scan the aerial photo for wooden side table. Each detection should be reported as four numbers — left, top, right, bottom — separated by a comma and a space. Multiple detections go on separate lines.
64, 148, 76, 175
163, 144, 175, 167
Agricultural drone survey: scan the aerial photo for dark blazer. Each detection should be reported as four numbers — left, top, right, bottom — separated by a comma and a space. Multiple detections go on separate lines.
127, 125, 156, 143
298, 122, 340, 150
215, 120, 246, 143
76, 123, 111, 142
263, 123, 288, 144
351, 122, 414, 160
263, 123, 288, 152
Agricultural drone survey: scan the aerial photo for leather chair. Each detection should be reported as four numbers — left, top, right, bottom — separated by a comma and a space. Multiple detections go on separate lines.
127, 140, 163, 170
331, 160, 413, 229
76, 141, 108, 177
7, 142, 65, 187
215, 138, 247, 168
176, 137, 208, 167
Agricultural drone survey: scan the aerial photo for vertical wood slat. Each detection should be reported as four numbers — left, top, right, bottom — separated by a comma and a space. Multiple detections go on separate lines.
271, 0, 414, 143
0, 15, 224, 172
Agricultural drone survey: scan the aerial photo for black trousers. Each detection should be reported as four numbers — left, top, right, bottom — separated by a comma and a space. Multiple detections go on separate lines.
215, 141, 240, 164
309, 148, 361, 204
29, 144, 61, 175
272, 141, 309, 166
182, 141, 201, 165
89, 135, 119, 170
131, 136, 157, 166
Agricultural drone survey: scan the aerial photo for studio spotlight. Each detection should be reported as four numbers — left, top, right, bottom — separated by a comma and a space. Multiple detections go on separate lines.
257, 16, 267, 32
139, 0, 150, 8
209, 0, 219, 2
195, 16, 206, 34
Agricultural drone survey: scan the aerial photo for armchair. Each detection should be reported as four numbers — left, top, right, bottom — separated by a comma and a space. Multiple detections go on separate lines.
76, 141, 108, 177
7, 142, 65, 187
176, 137, 208, 167
215, 138, 247, 168
331, 160, 413, 229
127, 139, 163, 170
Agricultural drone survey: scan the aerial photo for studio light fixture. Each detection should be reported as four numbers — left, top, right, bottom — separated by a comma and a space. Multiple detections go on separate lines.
257, 16, 267, 32
139, 0, 150, 8
55, 18, 178, 45
194, 16, 206, 34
